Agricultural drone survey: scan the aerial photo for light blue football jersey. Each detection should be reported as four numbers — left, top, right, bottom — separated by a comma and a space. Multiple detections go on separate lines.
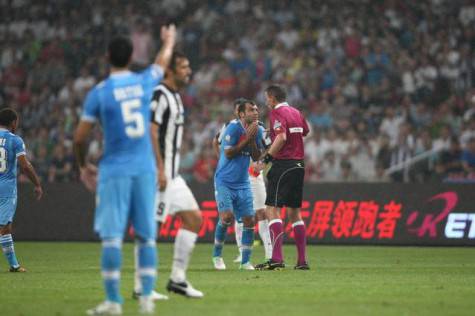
81, 65, 163, 179
0, 128, 26, 197
214, 120, 263, 190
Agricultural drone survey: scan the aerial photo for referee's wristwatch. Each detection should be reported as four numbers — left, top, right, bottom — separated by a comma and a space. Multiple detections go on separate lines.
263, 153, 274, 164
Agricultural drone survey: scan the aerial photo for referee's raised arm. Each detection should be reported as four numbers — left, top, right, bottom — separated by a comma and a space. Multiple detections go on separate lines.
255, 84, 310, 271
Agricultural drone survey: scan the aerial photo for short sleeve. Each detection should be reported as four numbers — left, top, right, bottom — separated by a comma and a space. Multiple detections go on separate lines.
14, 136, 26, 157
216, 124, 227, 144
222, 124, 239, 149
150, 90, 168, 125
81, 88, 100, 122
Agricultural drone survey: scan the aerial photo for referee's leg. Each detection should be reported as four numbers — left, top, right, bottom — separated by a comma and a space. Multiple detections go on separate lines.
265, 205, 284, 264
287, 208, 308, 269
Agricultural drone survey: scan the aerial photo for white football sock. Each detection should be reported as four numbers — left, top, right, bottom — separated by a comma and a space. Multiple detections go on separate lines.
235, 221, 243, 254
170, 229, 198, 283
258, 219, 273, 259
133, 242, 142, 293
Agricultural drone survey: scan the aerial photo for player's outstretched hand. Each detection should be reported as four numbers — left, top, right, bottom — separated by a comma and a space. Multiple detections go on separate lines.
80, 164, 98, 192
161, 24, 176, 46
34, 185, 43, 200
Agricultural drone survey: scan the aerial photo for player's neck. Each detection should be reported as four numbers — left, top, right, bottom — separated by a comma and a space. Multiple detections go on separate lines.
163, 78, 179, 91
110, 66, 129, 74
0, 125, 12, 133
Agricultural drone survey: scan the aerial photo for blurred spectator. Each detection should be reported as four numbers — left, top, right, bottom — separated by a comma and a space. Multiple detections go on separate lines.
48, 144, 73, 183
461, 137, 475, 175
439, 136, 464, 179
320, 151, 341, 182
193, 150, 217, 183
340, 160, 358, 182
0, 0, 473, 183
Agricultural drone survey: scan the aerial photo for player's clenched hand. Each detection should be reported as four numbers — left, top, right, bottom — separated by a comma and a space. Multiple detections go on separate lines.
246, 122, 258, 140
158, 172, 167, 192
34, 185, 43, 200
161, 24, 176, 46
80, 164, 98, 192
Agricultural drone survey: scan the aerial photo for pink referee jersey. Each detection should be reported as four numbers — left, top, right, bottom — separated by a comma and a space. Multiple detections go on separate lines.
269, 102, 309, 160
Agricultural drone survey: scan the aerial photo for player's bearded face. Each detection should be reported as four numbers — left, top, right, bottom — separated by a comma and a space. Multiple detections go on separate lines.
11, 119, 18, 133
264, 92, 273, 108
243, 104, 258, 124
175, 58, 192, 87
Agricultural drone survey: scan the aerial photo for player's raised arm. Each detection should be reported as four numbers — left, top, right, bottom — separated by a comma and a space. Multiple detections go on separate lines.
154, 24, 176, 70
17, 155, 42, 200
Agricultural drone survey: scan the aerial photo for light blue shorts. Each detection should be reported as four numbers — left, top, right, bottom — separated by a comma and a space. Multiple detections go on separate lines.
214, 184, 254, 220
94, 174, 157, 239
0, 197, 17, 226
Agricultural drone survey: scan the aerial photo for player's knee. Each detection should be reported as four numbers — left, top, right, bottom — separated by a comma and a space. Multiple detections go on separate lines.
220, 212, 234, 225
255, 209, 266, 221
187, 211, 202, 233
242, 216, 255, 228
0, 224, 12, 235
179, 211, 202, 233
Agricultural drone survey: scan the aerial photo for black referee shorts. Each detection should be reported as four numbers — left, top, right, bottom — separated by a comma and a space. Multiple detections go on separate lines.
265, 159, 305, 208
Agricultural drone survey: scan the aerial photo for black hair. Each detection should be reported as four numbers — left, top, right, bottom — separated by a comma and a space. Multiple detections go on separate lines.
108, 36, 133, 68
233, 98, 249, 109
265, 84, 287, 102
236, 98, 253, 115
0, 108, 18, 127
169, 51, 187, 72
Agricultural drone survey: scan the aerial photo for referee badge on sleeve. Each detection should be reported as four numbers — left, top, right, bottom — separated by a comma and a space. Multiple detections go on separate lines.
273, 120, 283, 133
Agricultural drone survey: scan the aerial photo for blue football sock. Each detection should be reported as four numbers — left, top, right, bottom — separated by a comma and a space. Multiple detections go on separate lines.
137, 239, 157, 297
241, 227, 254, 264
101, 238, 123, 304
0, 234, 19, 268
213, 220, 230, 258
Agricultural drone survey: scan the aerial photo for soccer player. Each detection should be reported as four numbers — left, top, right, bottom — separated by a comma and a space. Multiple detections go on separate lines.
132, 51, 203, 299
255, 85, 310, 271
212, 99, 264, 270
73, 25, 175, 315
0, 108, 43, 273
212, 101, 272, 264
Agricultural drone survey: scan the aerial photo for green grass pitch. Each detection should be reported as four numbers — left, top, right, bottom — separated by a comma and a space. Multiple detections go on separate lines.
0, 242, 474, 316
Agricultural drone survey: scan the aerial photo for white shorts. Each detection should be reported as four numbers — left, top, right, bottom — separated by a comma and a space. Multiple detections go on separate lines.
250, 173, 266, 211
155, 175, 199, 223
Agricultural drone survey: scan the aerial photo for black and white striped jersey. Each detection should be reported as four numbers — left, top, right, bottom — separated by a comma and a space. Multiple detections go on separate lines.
150, 83, 185, 179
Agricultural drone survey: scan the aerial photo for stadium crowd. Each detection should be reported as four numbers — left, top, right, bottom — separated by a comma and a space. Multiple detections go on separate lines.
0, 0, 474, 183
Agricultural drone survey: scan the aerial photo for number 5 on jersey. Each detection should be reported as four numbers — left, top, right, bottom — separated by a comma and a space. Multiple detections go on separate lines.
121, 99, 144, 138
0, 147, 7, 172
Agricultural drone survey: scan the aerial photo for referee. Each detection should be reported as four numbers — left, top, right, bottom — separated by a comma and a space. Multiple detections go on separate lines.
255, 85, 310, 271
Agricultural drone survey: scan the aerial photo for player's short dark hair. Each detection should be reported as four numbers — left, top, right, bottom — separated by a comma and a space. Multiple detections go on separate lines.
265, 85, 287, 102
0, 108, 18, 126
233, 98, 248, 110
236, 98, 254, 115
169, 51, 187, 72
108, 36, 133, 68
